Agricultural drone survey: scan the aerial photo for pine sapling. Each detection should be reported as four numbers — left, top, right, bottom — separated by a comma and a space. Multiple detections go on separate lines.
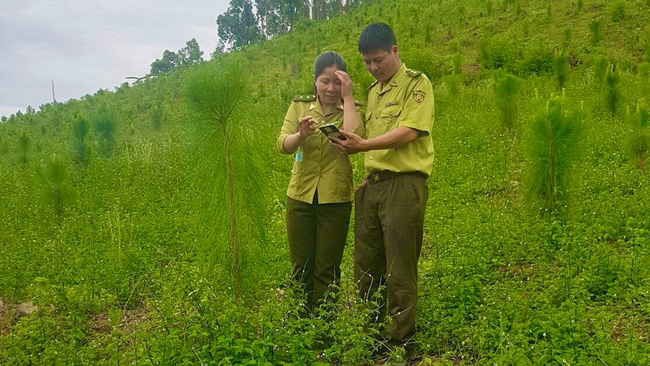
493, 71, 521, 128
625, 102, 650, 172
524, 96, 583, 222
553, 50, 569, 90
605, 64, 621, 115
185, 61, 267, 301
71, 115, 90, 167
589, 19, 604, 47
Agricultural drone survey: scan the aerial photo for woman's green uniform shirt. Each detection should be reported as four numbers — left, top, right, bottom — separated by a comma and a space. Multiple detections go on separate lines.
276, 95, 362, 204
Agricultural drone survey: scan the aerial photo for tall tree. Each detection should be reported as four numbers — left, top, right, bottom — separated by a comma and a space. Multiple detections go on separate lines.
150, 50, 180, 76
217, 0, 263, 49
177, 38, 204, 66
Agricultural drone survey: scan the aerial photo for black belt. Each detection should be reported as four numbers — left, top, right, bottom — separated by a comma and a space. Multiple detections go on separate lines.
367, 170, 426, 183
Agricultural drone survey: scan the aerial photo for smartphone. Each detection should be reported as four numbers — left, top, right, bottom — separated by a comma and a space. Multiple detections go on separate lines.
319, 123, 347, 140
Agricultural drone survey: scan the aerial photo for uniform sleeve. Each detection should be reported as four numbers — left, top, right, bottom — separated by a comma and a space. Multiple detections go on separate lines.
276, 102, 299, 154
396, 76, 434, 135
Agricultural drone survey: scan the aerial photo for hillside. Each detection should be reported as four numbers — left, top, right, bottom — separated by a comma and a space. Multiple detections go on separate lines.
2, 0, 650, 364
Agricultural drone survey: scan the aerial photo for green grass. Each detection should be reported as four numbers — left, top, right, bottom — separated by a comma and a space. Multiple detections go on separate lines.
2, 0, 650, 364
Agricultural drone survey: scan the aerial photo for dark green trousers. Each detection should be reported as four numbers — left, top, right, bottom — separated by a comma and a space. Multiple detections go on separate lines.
286, 196, 351, 311
354, 172, 428, 348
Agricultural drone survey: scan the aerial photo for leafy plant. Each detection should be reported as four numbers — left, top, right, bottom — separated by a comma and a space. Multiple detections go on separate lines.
493, 71, 521, 128
184, 60, 267, 301
625, 102, 650, 171
524, 96, 583, 221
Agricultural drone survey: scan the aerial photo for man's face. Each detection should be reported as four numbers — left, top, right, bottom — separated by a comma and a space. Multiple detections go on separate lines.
361, 45, 400, 84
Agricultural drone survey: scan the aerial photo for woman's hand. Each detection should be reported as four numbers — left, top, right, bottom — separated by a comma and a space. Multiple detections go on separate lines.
335, 70, 353, 102
298, 116, 317, 139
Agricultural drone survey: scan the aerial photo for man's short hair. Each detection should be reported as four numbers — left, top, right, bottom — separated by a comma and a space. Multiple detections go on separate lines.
358, 23, 397, 54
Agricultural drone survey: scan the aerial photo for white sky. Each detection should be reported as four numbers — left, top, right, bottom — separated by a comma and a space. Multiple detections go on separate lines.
0, 0, 231, 118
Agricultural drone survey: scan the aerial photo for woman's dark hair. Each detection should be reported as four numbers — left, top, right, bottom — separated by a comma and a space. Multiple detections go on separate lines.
314, 51, 347, 81
313, 51, 347, 94
358, 23, 396, 54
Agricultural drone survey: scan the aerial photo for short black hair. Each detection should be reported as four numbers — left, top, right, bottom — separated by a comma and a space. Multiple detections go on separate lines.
358, 23, 396, 54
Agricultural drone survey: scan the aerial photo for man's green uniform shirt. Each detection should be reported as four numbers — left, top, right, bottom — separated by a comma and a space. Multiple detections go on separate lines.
360, 64, 434, 177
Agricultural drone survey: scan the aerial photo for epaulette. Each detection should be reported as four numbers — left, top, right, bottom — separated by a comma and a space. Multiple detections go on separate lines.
366, 80, 379, 91
355, 100, 366, 107
293, 94, 316, 102
406, 69, 423, 78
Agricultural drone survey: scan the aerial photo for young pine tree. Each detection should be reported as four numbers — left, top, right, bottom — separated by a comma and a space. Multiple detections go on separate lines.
71, 115, 90, 167
185, 61, 267, 301
39, 154, 74, 220
524, 96, 583, 222
589, 19, 604, 47
18, 130, 29, 165
493, 71, 521, 128
594, 56, 609, 85
625, 102, 650, 172
93, 106, 116, 157
150, 102, 164, 131
639, 62, 650, 100
605, 64, 621, 115
553, 50, 569, 90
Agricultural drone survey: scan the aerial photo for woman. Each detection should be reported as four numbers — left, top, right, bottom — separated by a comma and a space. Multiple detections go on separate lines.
276, 51, 362, 312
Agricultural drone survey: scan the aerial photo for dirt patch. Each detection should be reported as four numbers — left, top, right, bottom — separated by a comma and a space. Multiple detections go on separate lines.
0, 298, 39, 336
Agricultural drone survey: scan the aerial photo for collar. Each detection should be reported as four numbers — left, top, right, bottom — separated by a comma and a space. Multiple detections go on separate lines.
311, 95, 343, 116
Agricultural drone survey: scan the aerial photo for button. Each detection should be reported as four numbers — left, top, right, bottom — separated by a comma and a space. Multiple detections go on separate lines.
369, 156, 374, 160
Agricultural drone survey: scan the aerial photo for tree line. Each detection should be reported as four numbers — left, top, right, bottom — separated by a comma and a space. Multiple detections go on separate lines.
217, 0, 375, 49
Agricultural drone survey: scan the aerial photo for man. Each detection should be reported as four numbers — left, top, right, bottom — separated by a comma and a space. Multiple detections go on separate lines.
330, 23, 434, 361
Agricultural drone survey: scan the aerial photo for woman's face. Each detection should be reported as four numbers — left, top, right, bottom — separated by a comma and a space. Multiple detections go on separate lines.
315, 66, 342, 106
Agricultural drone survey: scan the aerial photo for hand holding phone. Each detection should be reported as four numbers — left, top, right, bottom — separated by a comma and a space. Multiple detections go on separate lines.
319, 123, 347, 140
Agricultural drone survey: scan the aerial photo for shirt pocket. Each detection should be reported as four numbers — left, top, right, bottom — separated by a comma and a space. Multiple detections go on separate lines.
379, 104, 402, 127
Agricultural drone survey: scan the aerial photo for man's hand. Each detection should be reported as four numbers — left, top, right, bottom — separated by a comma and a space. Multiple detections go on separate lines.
328, 130, 366, 154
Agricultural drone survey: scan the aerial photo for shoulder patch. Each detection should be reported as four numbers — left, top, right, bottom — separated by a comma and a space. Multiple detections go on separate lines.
293, 94, 316, 102
406, 69, 423, 78
366, 80, 379, 91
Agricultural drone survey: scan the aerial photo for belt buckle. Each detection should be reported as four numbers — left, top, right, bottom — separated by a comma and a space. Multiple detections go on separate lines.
371, 173, 380, 182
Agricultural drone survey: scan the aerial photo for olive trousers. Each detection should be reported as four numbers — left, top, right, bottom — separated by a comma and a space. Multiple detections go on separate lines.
286, 196, 351, 311
354, 172, 428, 348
